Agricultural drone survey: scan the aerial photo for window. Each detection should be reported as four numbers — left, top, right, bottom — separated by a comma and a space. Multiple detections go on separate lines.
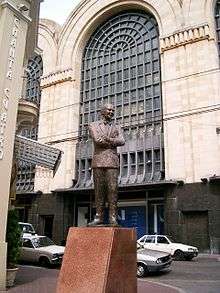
79, 11, 162, 138
25, 54, 43, 106
75, 11, 164, 188
122, 153, 128, 177
22, 239, 34, 248
145, 236, 156, 243
16, 127, 38, 192
157, 236, 169, 244
17, 54, 43, 193
139, 236, 146, 243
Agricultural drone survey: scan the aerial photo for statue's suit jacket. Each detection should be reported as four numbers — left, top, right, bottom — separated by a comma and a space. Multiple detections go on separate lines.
89, 120, 125, 169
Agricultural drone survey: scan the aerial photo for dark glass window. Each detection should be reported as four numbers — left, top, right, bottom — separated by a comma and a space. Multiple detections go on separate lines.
75, 11, 164, 187
79, 11, 161, 139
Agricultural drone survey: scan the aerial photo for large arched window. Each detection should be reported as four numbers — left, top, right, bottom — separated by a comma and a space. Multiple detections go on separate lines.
215, 0, 220, 56
75, 11, 163, 188
16, 54, 43, 192
80, 11, 161, 137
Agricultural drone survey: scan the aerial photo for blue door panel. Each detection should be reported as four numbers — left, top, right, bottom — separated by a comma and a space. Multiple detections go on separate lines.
118, 206, 146, 239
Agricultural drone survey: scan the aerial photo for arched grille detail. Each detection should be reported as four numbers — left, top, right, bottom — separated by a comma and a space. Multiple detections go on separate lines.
80, 11, 161, 138
75, 11, 164, 188
25, 54, 43, 106
215, 0, 220, 57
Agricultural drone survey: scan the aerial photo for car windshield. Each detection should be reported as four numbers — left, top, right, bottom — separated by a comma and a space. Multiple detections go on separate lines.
32, 237, 54, 248
20, 224, 35, 233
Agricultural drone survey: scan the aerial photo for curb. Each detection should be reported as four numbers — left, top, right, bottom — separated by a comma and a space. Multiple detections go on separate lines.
138, 279, 184, 293
198, 254, 220, 261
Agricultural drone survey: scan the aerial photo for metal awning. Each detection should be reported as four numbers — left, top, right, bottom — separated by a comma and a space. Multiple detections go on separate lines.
53, 180, 177, 194
15, 135, 63, 176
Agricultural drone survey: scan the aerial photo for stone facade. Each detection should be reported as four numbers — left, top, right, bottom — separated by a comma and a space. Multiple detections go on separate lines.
33, 0, 220, 252
0, 0, 42, 289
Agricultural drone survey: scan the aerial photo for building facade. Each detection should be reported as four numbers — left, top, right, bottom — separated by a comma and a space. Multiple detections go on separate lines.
0, 0, 42, 289
26, 0, 220, 253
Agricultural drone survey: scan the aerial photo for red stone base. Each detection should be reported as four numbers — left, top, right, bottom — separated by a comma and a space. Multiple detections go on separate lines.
56, 227, 137, 293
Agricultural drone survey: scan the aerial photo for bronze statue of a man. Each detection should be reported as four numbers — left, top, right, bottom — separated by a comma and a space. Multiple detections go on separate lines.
88, 104, 125, 226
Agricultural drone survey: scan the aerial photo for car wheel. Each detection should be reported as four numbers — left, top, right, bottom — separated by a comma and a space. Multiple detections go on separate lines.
39, 256, 50, 267
137, 263, 147, 278
174, 250, 185, 261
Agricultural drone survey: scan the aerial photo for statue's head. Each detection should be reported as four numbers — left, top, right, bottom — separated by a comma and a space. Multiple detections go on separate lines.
101, 104, 114, 121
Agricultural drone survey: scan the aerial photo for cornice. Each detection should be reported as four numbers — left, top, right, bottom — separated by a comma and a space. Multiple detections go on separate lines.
41, 68, 73, 88
0, 0, 32, 23
160, 24, 213, 52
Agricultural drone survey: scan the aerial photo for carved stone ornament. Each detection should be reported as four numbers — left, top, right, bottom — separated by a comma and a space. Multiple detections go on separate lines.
41, 68, 73, 88
160, 24, 212, 52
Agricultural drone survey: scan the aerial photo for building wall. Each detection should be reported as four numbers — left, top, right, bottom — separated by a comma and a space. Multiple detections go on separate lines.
165, 182, 220, 253
0, 0, 42, 289
36, 0, 220, 193
34, 0, 220, 251
27, 193, 74, 245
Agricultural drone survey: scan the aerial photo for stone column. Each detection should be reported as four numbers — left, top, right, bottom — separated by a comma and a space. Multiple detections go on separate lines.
0, 0, 31, 290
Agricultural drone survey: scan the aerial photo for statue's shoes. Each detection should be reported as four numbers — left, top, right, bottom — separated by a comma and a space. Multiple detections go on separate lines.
108, 216, 119, 227
87, 219, 104, 226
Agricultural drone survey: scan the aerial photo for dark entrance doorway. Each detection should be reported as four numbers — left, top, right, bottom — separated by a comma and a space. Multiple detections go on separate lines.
182, 211, 210, 252
42, 215, 54, 239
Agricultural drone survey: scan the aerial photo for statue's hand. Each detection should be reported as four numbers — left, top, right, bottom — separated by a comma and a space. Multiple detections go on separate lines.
97, 135, 109, 143
104, 136, 112, 143
97, 137, 104, 143
111, 130, 119, 138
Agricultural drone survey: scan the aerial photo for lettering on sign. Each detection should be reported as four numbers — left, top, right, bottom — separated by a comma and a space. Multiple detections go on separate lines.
0, 18, 20, 160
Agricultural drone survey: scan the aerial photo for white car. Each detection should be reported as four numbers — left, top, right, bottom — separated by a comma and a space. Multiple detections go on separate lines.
137, 243, 172, 277
138, 235, 198, 261
19, 222, 37, 237
20, 235, 65, 266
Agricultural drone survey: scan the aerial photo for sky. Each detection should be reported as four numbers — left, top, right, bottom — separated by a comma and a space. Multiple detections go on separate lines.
40, 0, 82, 25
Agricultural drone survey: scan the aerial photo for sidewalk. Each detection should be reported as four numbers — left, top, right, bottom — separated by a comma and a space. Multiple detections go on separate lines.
197, 253, 220, 262
5, 265, 180, 293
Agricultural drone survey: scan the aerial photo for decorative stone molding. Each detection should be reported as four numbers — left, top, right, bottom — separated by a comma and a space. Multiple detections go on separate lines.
0, 0, 32, 23
160, 24, 212, 52
41, 68, 73, 88
17, 99, 39, 129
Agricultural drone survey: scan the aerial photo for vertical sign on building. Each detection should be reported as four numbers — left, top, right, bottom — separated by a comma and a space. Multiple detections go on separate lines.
0, 1, 31, 290
0, 17, 20, 160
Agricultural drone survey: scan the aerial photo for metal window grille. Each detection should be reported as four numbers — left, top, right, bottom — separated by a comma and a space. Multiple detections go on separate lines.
25, 54, 43, 106
215, 0, 220, 57
16, 128, 37, 192
16, 54, 43, 192
75, 11, 164, 188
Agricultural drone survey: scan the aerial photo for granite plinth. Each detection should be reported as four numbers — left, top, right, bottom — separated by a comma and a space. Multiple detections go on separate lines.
56, 227, 137, 293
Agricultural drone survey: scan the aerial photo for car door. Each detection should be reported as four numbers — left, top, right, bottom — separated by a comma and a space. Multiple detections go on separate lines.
143, 235, 157, 250
155, 236, 171, 253
21, 239, 37, 263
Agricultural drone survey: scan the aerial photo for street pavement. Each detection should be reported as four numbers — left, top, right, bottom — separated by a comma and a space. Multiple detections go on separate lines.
5, 266, 180, 293
146, 254, 220, 293
4, 254, 220, 293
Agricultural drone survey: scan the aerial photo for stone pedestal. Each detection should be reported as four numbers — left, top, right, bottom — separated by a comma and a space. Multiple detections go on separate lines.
56, 227, 137, 293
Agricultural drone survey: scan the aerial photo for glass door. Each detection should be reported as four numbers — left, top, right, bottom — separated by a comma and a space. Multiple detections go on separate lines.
148, 202, 164, 234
